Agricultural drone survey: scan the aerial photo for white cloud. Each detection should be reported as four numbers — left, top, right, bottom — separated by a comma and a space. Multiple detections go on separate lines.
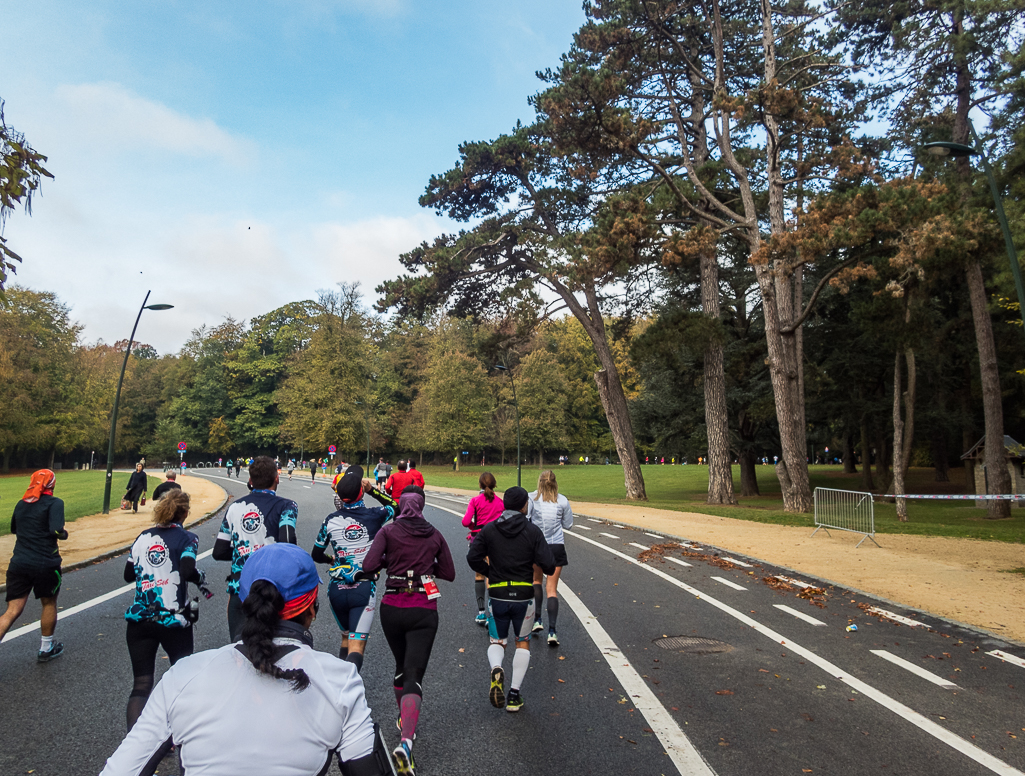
55, 82, 255, 167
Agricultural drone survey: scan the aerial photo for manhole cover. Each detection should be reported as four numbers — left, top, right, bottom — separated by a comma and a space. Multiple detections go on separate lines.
654, 636, 733, 654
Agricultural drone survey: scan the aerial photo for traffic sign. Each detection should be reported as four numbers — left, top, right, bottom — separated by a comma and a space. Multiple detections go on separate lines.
177, 442, 187, 452
328, 445, 337, 454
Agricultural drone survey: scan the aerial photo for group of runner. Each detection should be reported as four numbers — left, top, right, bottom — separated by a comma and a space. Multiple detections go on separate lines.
2, 457, 574, 775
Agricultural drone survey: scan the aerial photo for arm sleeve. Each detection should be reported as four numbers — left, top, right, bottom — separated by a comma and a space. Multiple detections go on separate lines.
561, 498, 573, 530
461, 498, 475, 529
335, 666, 377, 764
465, 532, 490, 577
179, 555, 201, 585
124, 560, 136, 584
361, 532, 387, 575
216, 513, 232, 543
211, 538, 232, 562
9, 511, 15, 535
49, 499, 67, 540
535, 531, 557, 576
364, 486, 397, 510
98, 668, 175, 775
278, 503, 298, 544
433, 535, 456, 582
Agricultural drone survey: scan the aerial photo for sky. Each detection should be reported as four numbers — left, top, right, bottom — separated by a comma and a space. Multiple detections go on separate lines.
0, 0, 587, 353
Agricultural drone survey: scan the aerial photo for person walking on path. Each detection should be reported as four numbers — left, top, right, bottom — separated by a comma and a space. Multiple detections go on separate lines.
466, 486, 556, 713
121, 489, 204, 732
212, 456, 299, 641
527, 469, 573, 645
407, 460, 424, 488
312, 466, 397, 672
461, 472, 505, 627
385, 460, 416, 498
124, 463, 149, 513
362, 486, 455, 775
373, 458, 390, 487
100, 542, 393, 776
152, 470, 181, 501
287, 459, 295, 480
234, 459, 242, 478
0, 469, 68, 661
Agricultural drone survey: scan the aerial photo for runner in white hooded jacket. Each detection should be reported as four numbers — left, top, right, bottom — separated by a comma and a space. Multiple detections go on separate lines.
526, 469, 572, 645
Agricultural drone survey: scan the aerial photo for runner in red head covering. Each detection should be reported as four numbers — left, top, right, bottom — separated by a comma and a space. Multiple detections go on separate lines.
22, 469, 56, 503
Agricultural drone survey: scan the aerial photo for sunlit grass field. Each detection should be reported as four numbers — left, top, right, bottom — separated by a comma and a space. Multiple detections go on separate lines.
418, 463, 1025, 543
0, 471, 164, 535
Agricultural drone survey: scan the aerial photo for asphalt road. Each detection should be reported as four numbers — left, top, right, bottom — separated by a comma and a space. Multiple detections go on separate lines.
2, 470, 1023, 776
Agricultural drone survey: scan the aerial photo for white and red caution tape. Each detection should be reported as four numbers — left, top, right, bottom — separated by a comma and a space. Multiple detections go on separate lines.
880, 493, 1025, 500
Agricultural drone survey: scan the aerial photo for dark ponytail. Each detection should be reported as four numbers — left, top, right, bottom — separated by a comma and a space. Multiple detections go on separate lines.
480, 472, 497, 502
240, 580, 310, 692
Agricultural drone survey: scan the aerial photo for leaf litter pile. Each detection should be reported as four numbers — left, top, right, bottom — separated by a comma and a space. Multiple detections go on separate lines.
639, 541, 831, 608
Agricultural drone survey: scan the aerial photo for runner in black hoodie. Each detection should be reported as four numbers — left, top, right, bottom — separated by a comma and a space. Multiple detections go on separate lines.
466, 486, 555, 713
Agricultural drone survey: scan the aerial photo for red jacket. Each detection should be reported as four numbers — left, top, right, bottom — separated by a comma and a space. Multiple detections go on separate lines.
385, 470, 417, 497
408, 468, 425, 488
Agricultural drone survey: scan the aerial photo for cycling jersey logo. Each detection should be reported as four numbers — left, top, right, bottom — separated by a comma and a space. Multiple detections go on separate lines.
240, 510, 263, 534
343, 522, 367, 542
147, 543, 168, 567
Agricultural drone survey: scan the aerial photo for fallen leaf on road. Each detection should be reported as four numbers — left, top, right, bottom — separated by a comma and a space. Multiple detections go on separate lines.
759, 669, 770, 673
715, 690, 734, 695
816, 685, 826, 689
559, 656, 565, 660
803, 769, 813, 773
458, 648, 464, 653
558, 679, 565, 683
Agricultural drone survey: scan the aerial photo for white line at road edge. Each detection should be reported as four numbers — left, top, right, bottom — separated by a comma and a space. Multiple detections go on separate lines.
987, 650, 1025, 669
867, 606, 927, 628
871, 650, 960, 690
559, 583, 716, 776
774, 604, 826, 627
564, 530, 1023, 776
1, 549, 215, 644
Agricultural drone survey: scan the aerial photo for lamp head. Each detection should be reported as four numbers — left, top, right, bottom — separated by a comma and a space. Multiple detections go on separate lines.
145, 303, 174, 311
493, 364, 508, 371
922, 141, 977, 158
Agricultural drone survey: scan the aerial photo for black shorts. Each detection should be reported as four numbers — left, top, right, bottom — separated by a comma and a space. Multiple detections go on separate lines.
550, 543, 568, 567
5, 565, 62, 601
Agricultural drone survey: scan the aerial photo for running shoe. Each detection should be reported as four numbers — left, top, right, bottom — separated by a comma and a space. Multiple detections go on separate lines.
37, 641, 64, 663
489, 666, 506, 708
393, 739, 415, 775
475, 611, 488, 627
547, 630, 559, 647
505, 688, 524, 713
531, 618, 544, 634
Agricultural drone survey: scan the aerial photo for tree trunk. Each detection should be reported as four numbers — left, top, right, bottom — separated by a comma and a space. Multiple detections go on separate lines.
700, 248, 737, 505
860, 418, 874, 491
739, 449, 760, 496
876, 427, 890, 489
843, 433, 857, 474
1, 447, 9, 474
965, 260, 1012, 518
892, 351, 909, 522
960, 377, 976, 495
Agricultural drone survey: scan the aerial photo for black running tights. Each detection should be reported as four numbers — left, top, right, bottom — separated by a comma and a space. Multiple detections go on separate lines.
125, 620, 194, 731
379, 604, 438, 697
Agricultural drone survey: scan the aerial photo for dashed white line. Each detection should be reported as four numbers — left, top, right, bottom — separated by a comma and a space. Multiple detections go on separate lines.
868, 607, 927, 628
774, 604, 826, 626
628, 542, 650, 551
722, 557, 754, 568
564, 530, 1021, 776
612, 524, 626, 529
644, 532, 662, 539
1, 548, 215, 644
711, 576, 746, 591
574, 525, 592, 530
599, 532, 620, 540
986, 650, 1025, 669
587, 518, 601, 523
871, 650, 960, 690
559, 584, 717, 775
667, 557, 693, 568
774, 575, 813, 588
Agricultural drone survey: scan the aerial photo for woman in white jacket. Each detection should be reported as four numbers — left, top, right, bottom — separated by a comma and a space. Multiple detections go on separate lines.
527, 469, 572, 645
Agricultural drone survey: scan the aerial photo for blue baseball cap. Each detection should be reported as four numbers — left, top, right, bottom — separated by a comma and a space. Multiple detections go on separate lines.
239, 543, 321, 603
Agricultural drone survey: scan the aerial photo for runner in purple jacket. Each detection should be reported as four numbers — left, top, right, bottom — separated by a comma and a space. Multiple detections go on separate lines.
362, 486, 454, 776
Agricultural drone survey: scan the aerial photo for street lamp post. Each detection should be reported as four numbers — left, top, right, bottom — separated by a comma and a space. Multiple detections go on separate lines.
102, 290, 173, 514
494, 363, 521, 488
923, 128, 1025, 339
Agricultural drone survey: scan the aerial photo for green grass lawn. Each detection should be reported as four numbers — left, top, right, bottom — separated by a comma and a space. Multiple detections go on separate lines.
419, 463, 1025, 543
0, 471, 164, 535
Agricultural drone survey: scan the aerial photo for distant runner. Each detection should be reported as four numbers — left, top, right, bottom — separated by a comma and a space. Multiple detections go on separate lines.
528, 470, 573, 646
462, 472, 504, 626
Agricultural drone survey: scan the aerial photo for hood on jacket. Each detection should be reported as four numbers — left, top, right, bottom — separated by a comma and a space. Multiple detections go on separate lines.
494, 509, 530, 538
395, 490, 436, 538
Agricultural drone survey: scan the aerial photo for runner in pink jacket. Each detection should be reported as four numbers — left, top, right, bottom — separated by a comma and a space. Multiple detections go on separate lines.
462, 472, 505, 627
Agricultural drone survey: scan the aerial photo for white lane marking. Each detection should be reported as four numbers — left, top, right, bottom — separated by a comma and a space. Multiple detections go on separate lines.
587, 518, 601, 523
599, 532, 620, 540
559, 584, 717, 776
711, 576, 746, 591
574, 525, 592, 530
667, 557, 693, 568
564, 530, 1023, 776
303, 486, 312, 489
987, 650, 1025, 669
629, 542, 651, 551
774, 604, 826, 626
644, 532, 662, 539
867, 606, 927, 628
2, 548, 216, 644
613, 524, 626, 529
774, 575, 812, 588
722, 557, 753, 568
871, 650, 960, 690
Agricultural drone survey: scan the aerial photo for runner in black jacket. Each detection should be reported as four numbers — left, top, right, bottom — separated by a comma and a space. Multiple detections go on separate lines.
466, 486, 555, 713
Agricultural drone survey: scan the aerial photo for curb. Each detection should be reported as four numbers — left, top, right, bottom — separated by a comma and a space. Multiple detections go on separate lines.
0, 488, 231, 594
422, 490, 1025, 650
